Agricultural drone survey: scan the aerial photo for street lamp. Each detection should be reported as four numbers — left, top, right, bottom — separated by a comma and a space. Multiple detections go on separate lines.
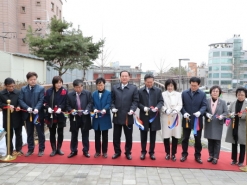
179, 58, 190, 92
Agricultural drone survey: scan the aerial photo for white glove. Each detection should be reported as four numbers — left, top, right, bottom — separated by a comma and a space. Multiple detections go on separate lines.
94, 109, 98, 113
101, 109, 106, 114
193, 111, 201, 118
128, 110, 134, 115
183, 113, 190, 119
48, 107, 53, 114
112, 108, 118, 113
27, 107, 32, 113
83, 110, 89, 115
166, 109, 172, 115
230, 112, 235, 118
144, 107, 149, 112
151, 107, 158, 112
171, 110, 177, 116
10, 105, 14, 109
206, 113, 213, 119
161, 107, 166, 113
56, 108, 61, 114
218, 115, 223, 120
71, 109, 77, 115
33, 109, 39, 114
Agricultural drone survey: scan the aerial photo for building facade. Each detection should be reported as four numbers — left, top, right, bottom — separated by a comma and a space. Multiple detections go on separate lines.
208, 34, 247, 89
0, 0, 63, 54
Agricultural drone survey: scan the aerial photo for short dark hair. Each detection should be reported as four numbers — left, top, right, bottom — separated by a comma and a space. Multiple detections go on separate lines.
52, 76, 63, 87
144, 74, 154, 81
73, 79, 83, 87
210, 85, 222, 96
189, 77, 201, 85
235, 87, 247, 98
165, 79, 177, 90
26, 72, 38, 79
96, 77, 105, 85
4, 78, 15, 86
120, 70, 130, 77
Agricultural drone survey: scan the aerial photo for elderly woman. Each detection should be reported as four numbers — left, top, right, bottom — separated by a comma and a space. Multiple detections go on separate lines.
204, 85, 228, 164
225, 87, 247, 167
160, 79, 182, 161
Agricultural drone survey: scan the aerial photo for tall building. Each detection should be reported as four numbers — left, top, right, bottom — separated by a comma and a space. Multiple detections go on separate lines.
0, 0, 63, 54
208, 34, 247, 89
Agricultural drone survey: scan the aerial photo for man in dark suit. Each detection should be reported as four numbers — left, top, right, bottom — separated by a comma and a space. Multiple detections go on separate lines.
66, 79, 92, 158
138, 74, 164, 160
111, 70, 139, 160
0, 78, 24, 156
19, 72, 45, 157
180, 77, 207, 164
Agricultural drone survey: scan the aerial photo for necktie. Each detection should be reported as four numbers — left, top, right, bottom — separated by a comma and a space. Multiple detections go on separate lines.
76, 93, 82, 116
30, 87, 34, 108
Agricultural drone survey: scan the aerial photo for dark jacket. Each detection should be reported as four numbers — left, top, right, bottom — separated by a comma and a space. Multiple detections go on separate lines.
0, 89, 24, 129
138, 86, 164, 131
92, 90, 112, 131
66, 90, 92, 132
111, 83, 139, 125
180, 89, 207, 129
44, 87, 67, 128
18, 84, 45, 121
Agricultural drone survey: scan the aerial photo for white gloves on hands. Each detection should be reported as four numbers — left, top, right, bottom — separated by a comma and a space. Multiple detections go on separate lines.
83, 110, 89, 115
27, 107, 32, 113
166, 109, 172, 115
218, 115, 223, 120
101, 109, 106, 114
71, 109, 77, 115
48, 107, 53, 114
171, 110, 177, 116
206, 113, 213, 119
151, 107, 158, 112
33, 109, 38, 114
112, 108, 118, 113
230, 112, 235, 118
193, 111, 201, 118
144, 107, 149, 112
128, 110, 134, 115
56, 108, 61, 114
183, 113, 190, 119
94, 109, 98, 113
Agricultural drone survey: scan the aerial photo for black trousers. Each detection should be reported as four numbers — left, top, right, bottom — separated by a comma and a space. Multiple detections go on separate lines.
49, 123, 64, 144
232, 142, 245, 163
163, 137, 178, 155
208, 139, 221, 159
5, 126, 22, 153
182, 128, 202, 158
94, 130, 108, 154
70, 128, 89, 153
113, 124, 133, 155
140, 130, 156, 155
26, 119, 45, 151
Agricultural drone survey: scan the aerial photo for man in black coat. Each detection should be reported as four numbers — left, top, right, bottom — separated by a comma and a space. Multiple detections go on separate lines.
138, 74, 164, 160
111, 70, 139, 160
66, 79, 92, 158
0, 78, 24, 156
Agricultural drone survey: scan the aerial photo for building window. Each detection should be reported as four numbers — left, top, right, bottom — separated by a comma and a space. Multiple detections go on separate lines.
221, 51, 232, 57
59, 10, 62, 19
221, 80, 231, 85
212, 58, 220, 64
36, 1, 41, 6
221, 73, 232, 78
56, 6, 58, 16
208, 73, 212, 78
213, 52, 220, 57
209, 52, 213, 58
21, 38, 26, 46
213, 73, 219, 78
21, 6, 26, 13
221, 66, 232, 71
240, 60, 247, 64
209, 66, 212, 71
221, 58, 232, 64
51, 2, 54, 11
21, 23, 26, 30
213, 81, 219, 85
212, 66, 220, 71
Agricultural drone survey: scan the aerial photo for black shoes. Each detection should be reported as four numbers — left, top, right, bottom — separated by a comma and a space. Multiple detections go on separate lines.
68, 151, 77, 158
171, 155, 176, 161
140, 153, 146, 160
165, 154, 170, 160
238, 162, 244, 167
212, 159, 218, 164
195, 157, 203, 164
102, 153, 108, 158
231, 160, 238, 165
94, 153, 101, 158
112, 153, 121, 159
83, 152, 90, 158
56, 149, 64, 155
50, 150, 56, 157
126, 154, 132, 160
25, 150, 34, 157
207, 157, 213, 162
38, 150, 44, 157
150, 154, 156, 160
180, 155, 187, 162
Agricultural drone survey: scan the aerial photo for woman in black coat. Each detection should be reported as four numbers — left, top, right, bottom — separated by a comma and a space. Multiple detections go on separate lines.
44, 76, 67, 157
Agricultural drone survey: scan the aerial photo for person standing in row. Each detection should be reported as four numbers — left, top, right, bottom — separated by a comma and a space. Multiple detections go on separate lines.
138, 74, 163, 160
204, 85, 228, 164
0, 78, 24, 156
225, 87, 247, 167
44, 76, 67, 157
161, 79, 182, 161
91, 77, 112, 158
111, 70, 139, 160
19, 72, 45, 157
66, 79, 92, 158
180, 77, 207, 164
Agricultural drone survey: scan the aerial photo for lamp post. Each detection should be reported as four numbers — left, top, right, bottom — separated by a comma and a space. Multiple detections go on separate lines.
179, 58, 190, 91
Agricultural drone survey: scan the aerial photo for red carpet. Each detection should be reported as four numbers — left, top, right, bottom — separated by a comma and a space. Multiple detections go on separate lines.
10, 141, 243, 172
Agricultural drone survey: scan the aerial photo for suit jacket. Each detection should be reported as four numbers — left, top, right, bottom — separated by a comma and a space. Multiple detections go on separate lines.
204, 98, 228, 140
66, 90, 92, 131
0, 89, 24, 129
225, 100, 247, 145
111, 83, 139, 125
91, 90, 112, 131
18, 84, 45, 121
138, 86, 164, 131
181, 89, 207, 129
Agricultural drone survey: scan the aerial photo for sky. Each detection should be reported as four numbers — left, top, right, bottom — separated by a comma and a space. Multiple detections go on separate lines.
63, 0, 247, 72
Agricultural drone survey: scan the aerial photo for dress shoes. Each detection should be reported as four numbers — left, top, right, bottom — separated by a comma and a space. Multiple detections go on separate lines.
207, 157, 213, 162
165, 154, 170, 160
94, 153, 101, 158
171, 155, 176, 161
150, 154, 156, 160
195, 157, 203, 164
140, 153, 146, 160
56, 149, 64, 155
238, 162, 244, 167
50, 150, 56, 157
38, 150, 44, 157
180, 155, 187, 162
67, 151, 77, 158
126, 154, 132, 160
83, 152, 90, 158
102, 153, 108, 158
112, 153, 121, 159
231, 160, 238, 165
25, 150, 34, 157
212, 159, 218, 164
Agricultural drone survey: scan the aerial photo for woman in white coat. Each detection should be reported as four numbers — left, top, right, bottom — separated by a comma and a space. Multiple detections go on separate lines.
161, 79, 182, 161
